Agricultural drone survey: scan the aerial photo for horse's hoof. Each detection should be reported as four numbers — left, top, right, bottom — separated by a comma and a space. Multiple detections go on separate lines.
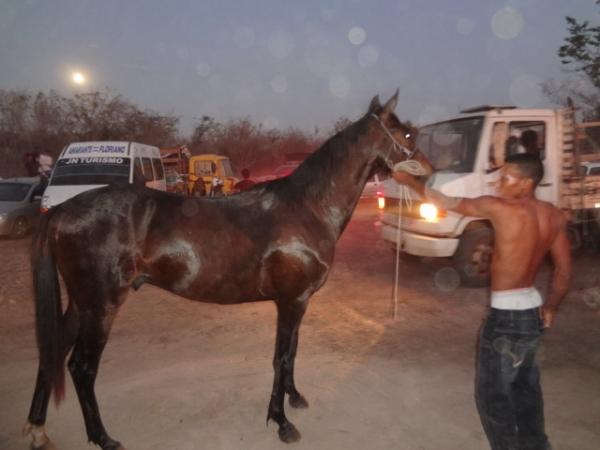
278, 421, 301, 443
102, 441, 125, 450
23, 422, 56, 450
288, 393, 309, 409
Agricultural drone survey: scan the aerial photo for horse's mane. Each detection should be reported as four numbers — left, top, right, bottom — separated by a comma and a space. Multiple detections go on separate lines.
263, 113, 371, 202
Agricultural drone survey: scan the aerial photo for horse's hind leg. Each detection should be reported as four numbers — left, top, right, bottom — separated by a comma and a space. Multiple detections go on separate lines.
283, 323, 309, 409
68, 294, 125, 450
25, 303, 79, 449
267, 298, 308, 443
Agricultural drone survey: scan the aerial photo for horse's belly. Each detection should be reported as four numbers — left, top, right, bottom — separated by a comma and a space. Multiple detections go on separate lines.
153, 268, 269, 304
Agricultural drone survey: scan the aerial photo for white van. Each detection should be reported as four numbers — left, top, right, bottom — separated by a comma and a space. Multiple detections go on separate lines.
41, 141, 166, 211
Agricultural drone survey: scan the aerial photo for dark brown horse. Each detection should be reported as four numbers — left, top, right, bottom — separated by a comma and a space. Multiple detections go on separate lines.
24, 91, 429, 449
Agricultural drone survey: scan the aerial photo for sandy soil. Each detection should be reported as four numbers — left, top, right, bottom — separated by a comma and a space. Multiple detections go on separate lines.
1, 201, 599, 450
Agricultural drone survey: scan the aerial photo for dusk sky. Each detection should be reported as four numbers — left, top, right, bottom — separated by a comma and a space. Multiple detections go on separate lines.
1, 0, 598, 135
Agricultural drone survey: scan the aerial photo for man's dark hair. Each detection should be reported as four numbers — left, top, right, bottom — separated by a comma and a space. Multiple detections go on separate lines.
505, 153, 544, 186
520, 130, 538, 154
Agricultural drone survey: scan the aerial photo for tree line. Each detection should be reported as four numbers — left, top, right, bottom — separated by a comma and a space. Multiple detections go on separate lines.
0, 89, 326, 178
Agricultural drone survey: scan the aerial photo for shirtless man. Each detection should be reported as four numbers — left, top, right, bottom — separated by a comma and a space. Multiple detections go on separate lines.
393, 153, 571, 450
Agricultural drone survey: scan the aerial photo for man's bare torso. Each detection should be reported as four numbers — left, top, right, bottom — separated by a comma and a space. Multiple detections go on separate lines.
490, 198, 565, 291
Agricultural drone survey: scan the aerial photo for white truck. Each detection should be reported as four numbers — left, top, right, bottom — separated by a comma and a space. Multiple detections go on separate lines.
379, 105, 600, 286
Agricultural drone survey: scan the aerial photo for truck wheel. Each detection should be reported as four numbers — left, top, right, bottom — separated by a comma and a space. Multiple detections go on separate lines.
10, 216, 28, 239
453, 227, 494, 287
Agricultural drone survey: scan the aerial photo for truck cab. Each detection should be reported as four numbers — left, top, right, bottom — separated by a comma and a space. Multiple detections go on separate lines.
188, 154, 239, 196
379, 106, 582, 286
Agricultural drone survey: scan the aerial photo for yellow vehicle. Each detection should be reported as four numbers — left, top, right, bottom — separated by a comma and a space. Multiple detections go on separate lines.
188, 154, 239, 196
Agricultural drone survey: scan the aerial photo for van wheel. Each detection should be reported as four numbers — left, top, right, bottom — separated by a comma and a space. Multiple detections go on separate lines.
11, 216, 28, 239
453, 227, 494, 288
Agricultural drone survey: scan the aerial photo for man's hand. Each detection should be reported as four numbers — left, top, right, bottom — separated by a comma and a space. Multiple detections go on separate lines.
540, 305, 557, 329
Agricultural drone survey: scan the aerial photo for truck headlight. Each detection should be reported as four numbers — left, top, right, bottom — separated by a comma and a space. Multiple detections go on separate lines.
419, 203, 439, 222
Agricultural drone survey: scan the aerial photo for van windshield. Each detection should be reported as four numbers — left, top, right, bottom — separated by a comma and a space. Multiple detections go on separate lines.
50, 157, 131, 185
417, 117, 483, 173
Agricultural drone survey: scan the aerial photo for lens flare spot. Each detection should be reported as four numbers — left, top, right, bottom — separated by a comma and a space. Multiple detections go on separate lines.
270, 74, 288, 94
358, 45, 379, 68
329, 75, 351, 98
348, 26, 366, 45
491, 7, 524, 40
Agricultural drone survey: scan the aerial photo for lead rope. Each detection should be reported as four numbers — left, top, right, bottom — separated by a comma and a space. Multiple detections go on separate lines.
390, 160, 428, 319
370, 113, 428, 319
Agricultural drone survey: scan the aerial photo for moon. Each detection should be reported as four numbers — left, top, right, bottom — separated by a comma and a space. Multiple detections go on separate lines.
72, 72, 86, 85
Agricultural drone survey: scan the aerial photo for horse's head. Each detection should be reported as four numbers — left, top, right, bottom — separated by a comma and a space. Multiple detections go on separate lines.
366, 90, 432, 177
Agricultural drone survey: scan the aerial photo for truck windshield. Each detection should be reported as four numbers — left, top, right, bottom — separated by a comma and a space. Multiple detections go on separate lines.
417, 117, 483, 173
50, 157, 131, 185
221, 159, 234, 177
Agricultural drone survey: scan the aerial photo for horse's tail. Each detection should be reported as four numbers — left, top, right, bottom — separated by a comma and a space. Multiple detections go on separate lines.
32, 211, 65, 406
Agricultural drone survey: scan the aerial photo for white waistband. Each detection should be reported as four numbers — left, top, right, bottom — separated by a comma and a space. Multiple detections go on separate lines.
490, 287, 542, 310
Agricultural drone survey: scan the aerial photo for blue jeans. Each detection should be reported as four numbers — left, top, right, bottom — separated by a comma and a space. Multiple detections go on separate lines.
476, 308, 550, 450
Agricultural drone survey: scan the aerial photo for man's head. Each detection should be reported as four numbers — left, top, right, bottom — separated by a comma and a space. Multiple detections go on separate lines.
520, 130, 538, 154
496, 153, 544, 199
241, 168, 250, 179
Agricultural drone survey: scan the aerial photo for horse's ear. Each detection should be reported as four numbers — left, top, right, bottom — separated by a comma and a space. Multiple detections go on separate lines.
382, 89, 399, 116
368, 95, 382, 113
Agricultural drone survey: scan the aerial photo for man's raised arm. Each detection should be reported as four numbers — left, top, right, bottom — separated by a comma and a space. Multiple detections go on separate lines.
392, 171, 502, 220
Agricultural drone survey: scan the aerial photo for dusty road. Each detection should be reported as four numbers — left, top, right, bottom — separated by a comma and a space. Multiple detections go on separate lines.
1, 200, 599, 450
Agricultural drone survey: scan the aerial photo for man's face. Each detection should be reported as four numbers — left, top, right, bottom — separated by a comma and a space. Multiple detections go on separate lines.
495, 164, 529, 198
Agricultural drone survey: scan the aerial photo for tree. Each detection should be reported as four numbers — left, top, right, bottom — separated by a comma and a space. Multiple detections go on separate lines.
558, 11, 600, 88
544, 6, 600, 120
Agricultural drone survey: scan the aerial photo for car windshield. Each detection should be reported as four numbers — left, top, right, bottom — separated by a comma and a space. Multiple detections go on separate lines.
50, 157, 131, 185
417, 117, 483, 173
0, 183, 31, 202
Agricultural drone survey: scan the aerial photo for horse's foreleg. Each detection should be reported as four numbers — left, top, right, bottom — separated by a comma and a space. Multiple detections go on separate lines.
68, 305, 125, 450
267, 298, 308, 443
25, 303, 79, 450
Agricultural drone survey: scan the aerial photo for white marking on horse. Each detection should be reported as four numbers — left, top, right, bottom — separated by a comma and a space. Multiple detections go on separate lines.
154, 240, 201, 291
23, 422, 51, 448
324, 206, 346, 234
260, 192, 277, 210
259, 238, 330, 300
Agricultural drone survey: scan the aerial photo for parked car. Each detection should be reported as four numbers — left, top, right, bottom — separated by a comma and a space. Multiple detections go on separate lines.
0, 177, 45, 238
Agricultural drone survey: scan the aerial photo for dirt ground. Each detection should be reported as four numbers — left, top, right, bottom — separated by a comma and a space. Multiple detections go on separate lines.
1, 200, 599, 450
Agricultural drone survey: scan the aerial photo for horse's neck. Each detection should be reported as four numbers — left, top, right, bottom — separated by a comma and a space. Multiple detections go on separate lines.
292, 131, 375, 239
